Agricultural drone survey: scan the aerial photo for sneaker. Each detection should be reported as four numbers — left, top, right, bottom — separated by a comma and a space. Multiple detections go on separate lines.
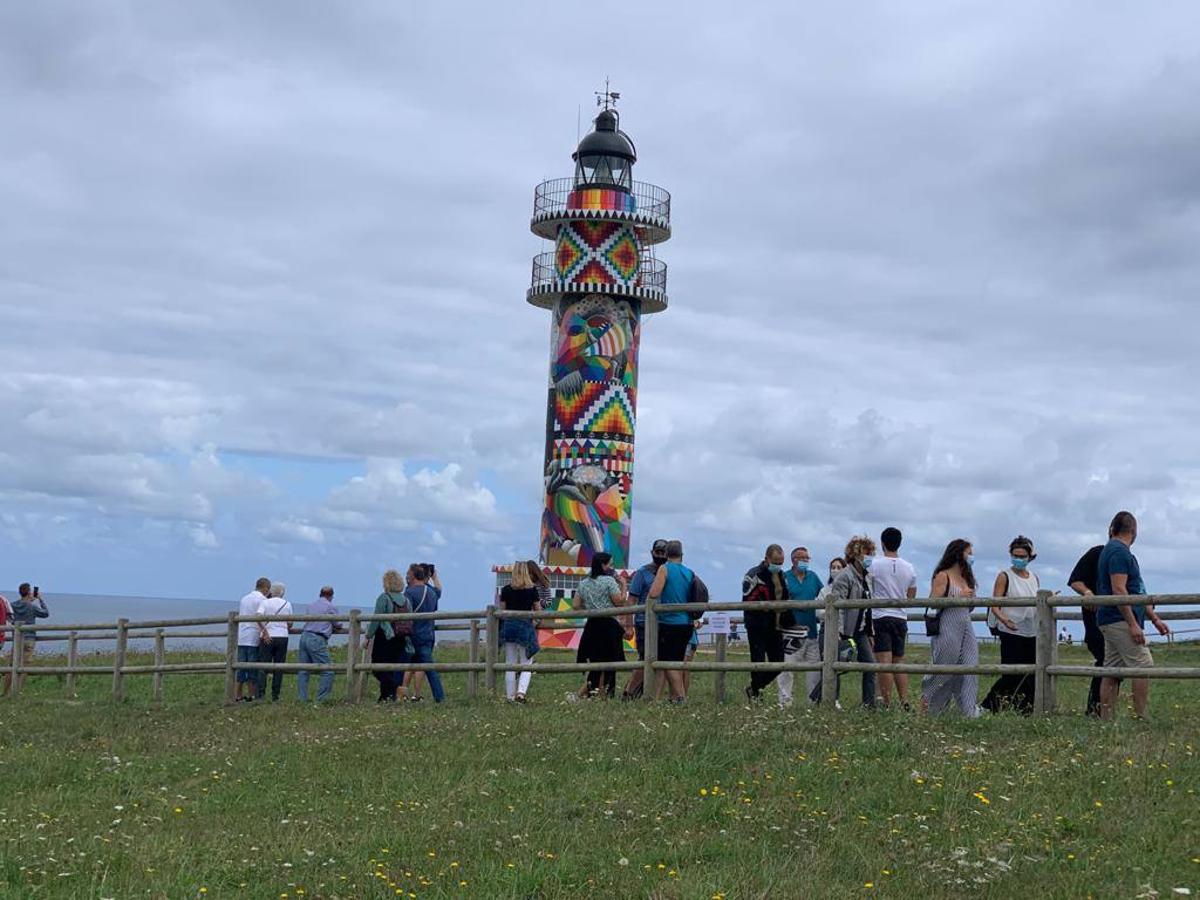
515, 694, 527, 704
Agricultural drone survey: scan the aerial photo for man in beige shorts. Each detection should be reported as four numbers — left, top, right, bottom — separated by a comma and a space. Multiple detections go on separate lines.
1096, 512, 1169, 719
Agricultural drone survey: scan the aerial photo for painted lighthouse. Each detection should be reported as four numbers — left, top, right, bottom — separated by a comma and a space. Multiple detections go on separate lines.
528, 93, 671, 571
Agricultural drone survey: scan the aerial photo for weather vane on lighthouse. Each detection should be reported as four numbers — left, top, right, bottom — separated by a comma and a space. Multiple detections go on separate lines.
595, 77, 621, 111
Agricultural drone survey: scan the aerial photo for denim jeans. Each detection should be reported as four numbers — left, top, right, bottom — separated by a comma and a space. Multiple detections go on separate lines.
297, 631, 335, 702
410, 640, 444, 702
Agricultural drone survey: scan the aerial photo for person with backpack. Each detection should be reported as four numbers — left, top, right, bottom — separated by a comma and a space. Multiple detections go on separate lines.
364, 569, 414, 703
648, 539, 700, 703
404, 563, 444, 703
742, 544, 790, 702
982, 536, 1040, 715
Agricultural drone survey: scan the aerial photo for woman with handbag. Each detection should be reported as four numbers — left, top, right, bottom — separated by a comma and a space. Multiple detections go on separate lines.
364, 569, 413, 703
921, 539, 981, 717
981, 536, 1040, 715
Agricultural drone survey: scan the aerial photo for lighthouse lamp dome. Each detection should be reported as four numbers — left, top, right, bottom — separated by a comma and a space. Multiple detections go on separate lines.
572, 108, 636, 191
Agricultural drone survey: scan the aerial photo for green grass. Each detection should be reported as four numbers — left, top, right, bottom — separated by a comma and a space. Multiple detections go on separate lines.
1, 642, 1198, 898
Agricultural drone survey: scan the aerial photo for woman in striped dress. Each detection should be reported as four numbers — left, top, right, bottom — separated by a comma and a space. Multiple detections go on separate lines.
921, 539, 980, 717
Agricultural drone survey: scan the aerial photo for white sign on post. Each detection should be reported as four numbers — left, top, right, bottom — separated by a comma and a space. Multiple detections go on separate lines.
703, 612, 731, 636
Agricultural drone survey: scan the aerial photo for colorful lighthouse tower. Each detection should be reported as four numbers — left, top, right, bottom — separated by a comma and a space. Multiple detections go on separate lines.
528, 94, 671, 571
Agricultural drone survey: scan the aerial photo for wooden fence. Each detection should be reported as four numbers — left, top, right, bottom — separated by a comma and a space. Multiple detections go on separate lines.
3, 591, 1198, 715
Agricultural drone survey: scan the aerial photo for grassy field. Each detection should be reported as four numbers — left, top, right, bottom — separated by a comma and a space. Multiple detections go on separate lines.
1, 641, 1197, 899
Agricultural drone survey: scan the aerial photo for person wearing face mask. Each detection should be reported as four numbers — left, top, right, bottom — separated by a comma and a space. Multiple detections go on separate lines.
921, 539, 980, 717
982, 536, 1040, 715
742, 544, 790, 702
621, 539, 669, 701
828, 535, 878, 708
777, 546, 824, 707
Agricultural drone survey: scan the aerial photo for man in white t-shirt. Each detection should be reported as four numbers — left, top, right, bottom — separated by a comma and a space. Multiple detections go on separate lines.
237, 577, 272, 701
870, 527, 917, 709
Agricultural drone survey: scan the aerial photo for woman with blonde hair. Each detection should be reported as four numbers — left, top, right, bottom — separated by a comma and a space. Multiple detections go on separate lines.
499, 561, 542, 702
363, 569, 414, 703
815, 536, 878, 707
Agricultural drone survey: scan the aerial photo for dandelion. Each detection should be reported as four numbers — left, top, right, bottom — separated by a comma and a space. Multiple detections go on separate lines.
174, 808, 183, 814
864, 882, 875, 889
700, 788, 708, 796
973, 792, 990, 805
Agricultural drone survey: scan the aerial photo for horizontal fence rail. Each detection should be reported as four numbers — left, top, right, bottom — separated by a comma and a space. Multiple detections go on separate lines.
1, 592, 1196, 714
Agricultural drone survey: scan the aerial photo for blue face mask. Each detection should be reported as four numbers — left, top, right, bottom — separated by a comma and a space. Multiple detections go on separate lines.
1011, 557, 1029, 571
768, 563, 783, 573
965, 555, 975, 568
861, 556, 875, 570
794, 561, 809, 573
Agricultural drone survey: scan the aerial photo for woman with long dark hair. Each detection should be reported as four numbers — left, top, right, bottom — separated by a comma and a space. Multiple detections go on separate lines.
571, 552, 628, 699
921, 539, 980, 717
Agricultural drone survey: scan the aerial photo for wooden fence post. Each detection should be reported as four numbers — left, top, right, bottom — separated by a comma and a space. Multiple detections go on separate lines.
821, 594, 839, 707
11, 624, 23, 698
714, 632, 727, 703
1034, 589, 1055, 716
642, 596, 658, 701
345, 610, 360, 703
484, 605, 498, 696
152, 628, 165, 702
112, 618, 129, 702
467, 618, 480, 700
223, 611, 238, 705
65, 631, 78, 699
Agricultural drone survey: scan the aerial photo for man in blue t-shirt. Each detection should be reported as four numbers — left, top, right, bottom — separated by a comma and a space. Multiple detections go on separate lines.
648, 540, 695, 703
777, 546, 823, 708
404, 564, 445, 703
621, 539, 668, 700
1096, 511, 1169, 719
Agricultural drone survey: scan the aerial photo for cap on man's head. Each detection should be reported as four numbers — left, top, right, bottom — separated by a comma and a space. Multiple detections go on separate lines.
651, 539, 669, 555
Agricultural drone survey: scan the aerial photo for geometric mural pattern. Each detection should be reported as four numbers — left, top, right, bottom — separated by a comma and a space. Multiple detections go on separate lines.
553, 220, 641, 287
550, 437, 634, 473
542, 293, 641, 569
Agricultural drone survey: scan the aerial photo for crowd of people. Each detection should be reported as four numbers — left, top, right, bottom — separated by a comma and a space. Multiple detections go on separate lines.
3, 510, 1174, 719
525, 510, 1170, 720
233, 562, 444, 704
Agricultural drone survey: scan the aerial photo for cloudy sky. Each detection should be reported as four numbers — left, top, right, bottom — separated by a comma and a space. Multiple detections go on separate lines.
2, 2, 1198, 608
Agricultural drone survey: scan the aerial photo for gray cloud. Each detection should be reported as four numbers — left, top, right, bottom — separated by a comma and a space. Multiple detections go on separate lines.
1, 1, 1198, 603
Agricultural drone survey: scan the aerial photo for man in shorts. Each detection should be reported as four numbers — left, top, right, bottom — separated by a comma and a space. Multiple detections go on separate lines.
1097, 512, 1169, 720
870, 527, 918, 709
648, 540, 695, 703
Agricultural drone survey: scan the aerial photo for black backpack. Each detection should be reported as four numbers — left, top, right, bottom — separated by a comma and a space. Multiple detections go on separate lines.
686, 572, 709, 620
